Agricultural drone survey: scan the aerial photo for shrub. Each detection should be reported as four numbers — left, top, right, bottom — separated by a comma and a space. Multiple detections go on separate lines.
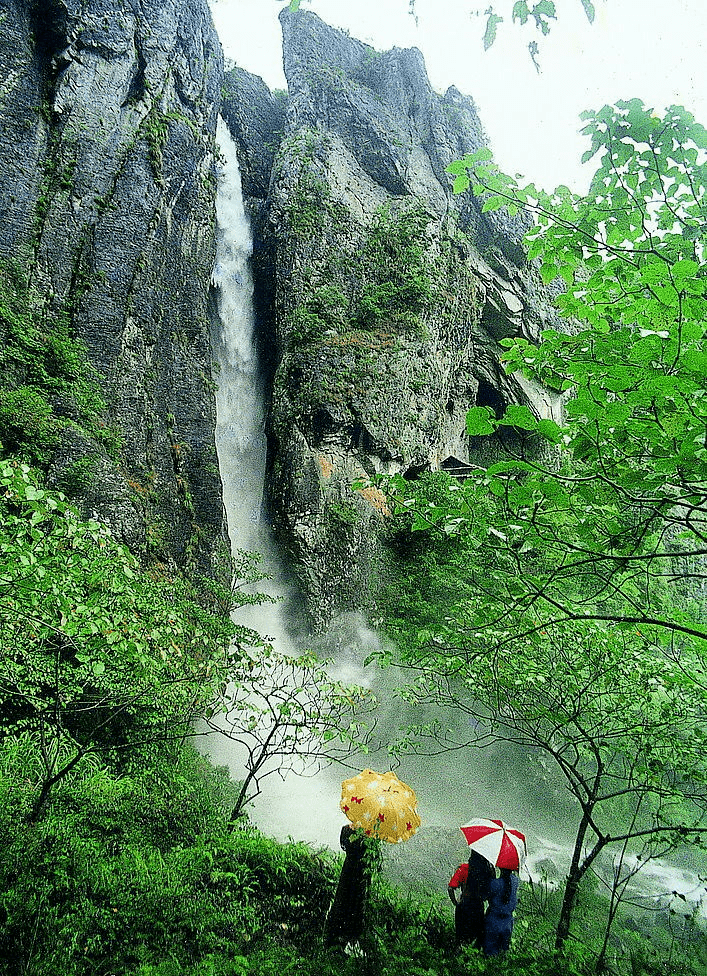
0, 267, 118, 464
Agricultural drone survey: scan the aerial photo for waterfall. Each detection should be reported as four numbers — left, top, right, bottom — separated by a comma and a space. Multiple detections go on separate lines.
204, 120, 531, 855
210, 116, 265, 560
204, 117, 706, 915
209, 117, 291, 644
205, 117, 344, 839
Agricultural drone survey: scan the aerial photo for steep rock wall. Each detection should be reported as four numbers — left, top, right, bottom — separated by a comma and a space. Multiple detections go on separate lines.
225, 10, 561, 628
0, 0, 226, 574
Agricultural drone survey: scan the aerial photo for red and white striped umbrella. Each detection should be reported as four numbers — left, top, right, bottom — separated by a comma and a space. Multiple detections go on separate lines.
460, 819, 527, 870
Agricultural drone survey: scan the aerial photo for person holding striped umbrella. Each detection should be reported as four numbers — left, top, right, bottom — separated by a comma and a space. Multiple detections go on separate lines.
447, 849, 495, 948
459, 819, 527, 956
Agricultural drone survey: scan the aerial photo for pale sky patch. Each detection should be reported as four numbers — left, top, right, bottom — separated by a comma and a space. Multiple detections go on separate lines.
209, 0, 707, 192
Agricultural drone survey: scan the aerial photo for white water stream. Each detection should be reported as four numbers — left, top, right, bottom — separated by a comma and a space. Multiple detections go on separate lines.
203, 117, 706, 919
210, 119, 265, 560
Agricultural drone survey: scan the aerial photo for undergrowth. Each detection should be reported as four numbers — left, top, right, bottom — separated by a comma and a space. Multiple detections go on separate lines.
0, 742, 704, 976
0, 264, 120, 468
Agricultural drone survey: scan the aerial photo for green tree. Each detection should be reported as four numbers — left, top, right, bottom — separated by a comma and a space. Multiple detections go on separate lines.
383, 564, 707, 952
441, 100, 707, 654
0, 457, 235, 820
0, 459, 373, 825
210, 645, 374, 820
373, 100, 707, 955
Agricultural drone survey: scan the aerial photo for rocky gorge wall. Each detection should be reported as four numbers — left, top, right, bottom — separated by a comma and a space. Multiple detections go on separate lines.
0, 2, 559, 625
0, 0, 227, 575
223, 8, 561, 629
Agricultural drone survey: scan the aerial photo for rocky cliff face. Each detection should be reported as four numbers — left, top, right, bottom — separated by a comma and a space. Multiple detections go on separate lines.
221, 9, 560, 629
0, 0, 227, 574
0, 2, 558, 622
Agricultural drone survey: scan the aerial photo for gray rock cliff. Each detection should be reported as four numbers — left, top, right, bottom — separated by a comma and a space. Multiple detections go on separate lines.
0, 2, 560, 620
222, 9, 561, 629
0, 0, 227, 574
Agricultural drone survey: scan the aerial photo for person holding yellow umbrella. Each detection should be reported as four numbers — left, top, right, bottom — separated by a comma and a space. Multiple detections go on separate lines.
323, 769, 421, 951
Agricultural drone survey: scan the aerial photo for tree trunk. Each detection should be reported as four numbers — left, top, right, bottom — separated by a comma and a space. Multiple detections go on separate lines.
556, 809, 608, 952
555, 811, 591, 950
27, 749, 88, 823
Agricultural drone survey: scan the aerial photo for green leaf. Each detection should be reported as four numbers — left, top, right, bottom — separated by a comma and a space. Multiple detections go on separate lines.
536, 418, 563, 443
501, 404, 539, 430
471, 148, 494, 163
466, 406, 496, 436
512, 1, 529, 24
481, 194, 508, 213
533, 1, 556, 19
540, 261, 559, 284
483, 8, 504, 50
672, 259, 699, 285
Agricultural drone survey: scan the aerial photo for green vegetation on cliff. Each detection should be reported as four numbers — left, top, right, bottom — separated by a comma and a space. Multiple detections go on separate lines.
287, 200, 474, 346
355, 205, 435, 333
0, 268, 119, 467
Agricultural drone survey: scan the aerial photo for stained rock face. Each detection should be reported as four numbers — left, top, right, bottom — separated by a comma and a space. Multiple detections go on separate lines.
223, 9, 560, 628
0, 0, 227, 574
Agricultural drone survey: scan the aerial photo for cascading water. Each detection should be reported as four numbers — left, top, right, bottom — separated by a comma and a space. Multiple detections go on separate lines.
204, 117, 347, 840
204, 116, 706, 915
210, 119, 265, 560
208, 116, 293, 644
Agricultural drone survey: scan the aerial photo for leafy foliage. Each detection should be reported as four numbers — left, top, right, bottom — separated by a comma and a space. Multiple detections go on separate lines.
0, 748, 334, 975
443, 100, 707, 651
0, 735, 701, 974
473, 0, 591, 69
0, 457, 236, 819
0, 454, 370, 828
207, 644, 375, 820
371, 101, 707, 958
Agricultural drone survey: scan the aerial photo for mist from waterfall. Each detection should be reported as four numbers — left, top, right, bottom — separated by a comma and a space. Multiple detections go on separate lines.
204, 117, 706, 916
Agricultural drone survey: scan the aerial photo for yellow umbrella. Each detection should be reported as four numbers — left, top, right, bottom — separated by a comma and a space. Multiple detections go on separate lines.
340, 768, 421, 843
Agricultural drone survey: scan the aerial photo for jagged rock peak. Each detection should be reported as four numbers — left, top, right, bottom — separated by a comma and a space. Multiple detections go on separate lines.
220, 7, 562, 629
277, 7, 532, 257
280, 6, 454, 121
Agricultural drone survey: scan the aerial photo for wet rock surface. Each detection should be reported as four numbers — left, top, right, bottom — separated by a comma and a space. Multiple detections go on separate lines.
0, 0, 227, 573
223, 9, 561, 628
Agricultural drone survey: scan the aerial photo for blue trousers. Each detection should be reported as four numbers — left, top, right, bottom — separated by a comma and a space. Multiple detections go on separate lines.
484, 912, 513, 956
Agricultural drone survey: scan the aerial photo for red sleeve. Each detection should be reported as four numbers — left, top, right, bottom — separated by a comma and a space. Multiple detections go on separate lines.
449, 863, 468, 888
